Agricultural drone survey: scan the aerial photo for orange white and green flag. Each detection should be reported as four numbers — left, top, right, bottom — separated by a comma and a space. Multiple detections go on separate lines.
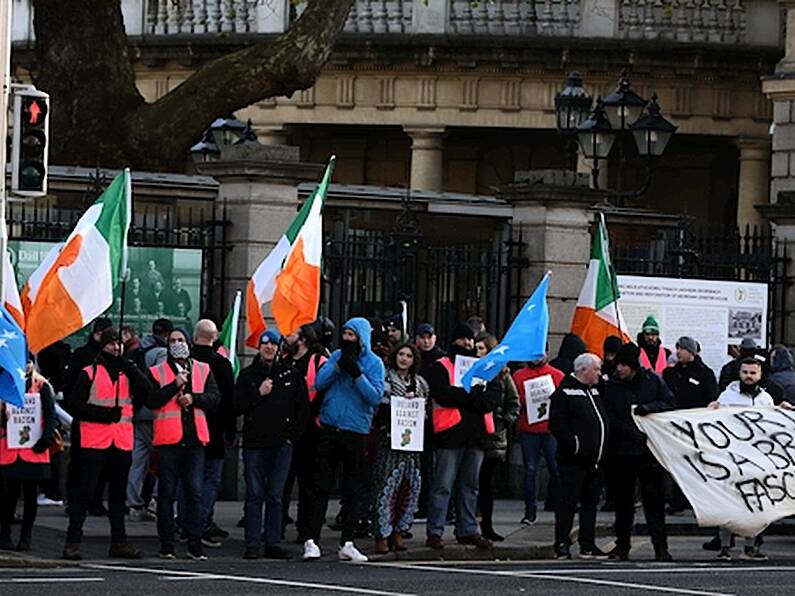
3, 250, 24, 330
245, 157, 334, 346
570, 214, 630, 355
22, 170, 131, 354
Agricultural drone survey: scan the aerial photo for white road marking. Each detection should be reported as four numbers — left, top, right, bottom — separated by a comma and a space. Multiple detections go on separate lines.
83, 563, 416, 596
0, 577, 105, 583
372, 563, 735, 596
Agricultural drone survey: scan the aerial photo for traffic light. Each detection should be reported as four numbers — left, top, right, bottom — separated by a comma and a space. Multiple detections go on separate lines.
10, 88, 50, 197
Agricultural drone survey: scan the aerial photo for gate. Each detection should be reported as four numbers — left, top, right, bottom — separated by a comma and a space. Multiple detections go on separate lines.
611, 218, 792, 345
322, 199, 528, 341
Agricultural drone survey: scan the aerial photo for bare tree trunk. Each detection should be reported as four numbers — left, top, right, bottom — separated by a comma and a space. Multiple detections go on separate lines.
31, 0, 353, 171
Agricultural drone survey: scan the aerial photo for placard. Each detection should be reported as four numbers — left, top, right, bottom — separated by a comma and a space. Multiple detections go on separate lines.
523, 374, 556, 425
617, 275, 768, 375
453, 355, 478, 387
390, 396, 425, 452
6, 393, 42, 449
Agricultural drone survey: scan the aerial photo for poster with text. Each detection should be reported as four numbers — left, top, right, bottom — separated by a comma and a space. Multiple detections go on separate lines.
390, 396, 426, 452
453, 355, 478, 388
6, 393, 42, 449
523, 374, 556, 425
617, 275, 768, 375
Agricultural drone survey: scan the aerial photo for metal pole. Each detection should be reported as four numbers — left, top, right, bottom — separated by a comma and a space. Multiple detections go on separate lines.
0, 0, 13, 303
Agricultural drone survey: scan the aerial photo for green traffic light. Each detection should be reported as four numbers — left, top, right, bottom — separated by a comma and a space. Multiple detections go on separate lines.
20, 163, 44, 190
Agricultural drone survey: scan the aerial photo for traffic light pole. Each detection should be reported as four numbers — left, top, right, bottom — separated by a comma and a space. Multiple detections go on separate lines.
0, 0, 12, 304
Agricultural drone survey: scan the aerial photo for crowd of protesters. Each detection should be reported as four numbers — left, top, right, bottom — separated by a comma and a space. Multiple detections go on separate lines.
1, 310, 794, 564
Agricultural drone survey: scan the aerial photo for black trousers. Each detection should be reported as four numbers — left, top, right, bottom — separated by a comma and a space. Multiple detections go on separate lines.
555, 460, 602, 549
305, 426, 367, 545
478, 456, 499, 531
66, 447, 131, 544
611, 452, 668, 552
1, 478, 38, 536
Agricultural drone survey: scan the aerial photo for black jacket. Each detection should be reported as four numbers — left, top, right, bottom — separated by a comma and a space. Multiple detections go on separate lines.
145, 358, 220, 448
425, 353, 502, 450
604, 368, 675, 457
65, 338, 103, 401
550, 334, 586, 376
192, 344, 237, 459
234, 357, 310, 449
549, 374, 609, 466
662, 356, 718, 409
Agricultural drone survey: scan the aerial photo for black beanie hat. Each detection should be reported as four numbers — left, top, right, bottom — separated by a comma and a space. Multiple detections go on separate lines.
603, 335, 623, 355
614, 342, 641, 370
451, 322, 475, 341
98, 327, 120, 348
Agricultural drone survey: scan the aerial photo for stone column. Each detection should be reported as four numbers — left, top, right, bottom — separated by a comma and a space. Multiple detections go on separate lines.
404, 126, 446, 191
411, 0, 449, 33
253, 125, 290, 146
736, 138, 771, 230
498, 170, 600, 351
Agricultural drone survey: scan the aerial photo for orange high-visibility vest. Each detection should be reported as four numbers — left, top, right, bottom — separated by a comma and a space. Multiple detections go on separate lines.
149, 360, 211, 446
79, 364, 134, 451
0, 377, 50, 465
640, 345, 668, 375
307, 353, 327, 403
432, 357, 495, 435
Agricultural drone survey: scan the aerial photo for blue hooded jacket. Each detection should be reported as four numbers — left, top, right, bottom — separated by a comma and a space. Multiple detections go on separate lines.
314, 317, 385, 434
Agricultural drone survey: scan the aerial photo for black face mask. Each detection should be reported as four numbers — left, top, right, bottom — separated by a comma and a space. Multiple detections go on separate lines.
450, 344, 475, 358
340, 338, 361, 357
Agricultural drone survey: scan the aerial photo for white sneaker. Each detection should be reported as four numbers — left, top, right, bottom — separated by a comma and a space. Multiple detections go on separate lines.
302, 539, 321, 560
36, 495, 63, 506
338, 541, 368, 562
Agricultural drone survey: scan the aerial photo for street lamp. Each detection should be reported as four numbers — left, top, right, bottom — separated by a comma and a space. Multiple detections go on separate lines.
189, 129, 220, 163
602, 70, 648, 131
209, 115, 246, 146
554, 71, 593, 133
630, 95, 678, 157
576, 100, 615, 189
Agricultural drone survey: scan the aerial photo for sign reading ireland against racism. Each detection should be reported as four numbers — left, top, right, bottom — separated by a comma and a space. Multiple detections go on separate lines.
617, 275, 768, 375
6, 394, 42, 449
390, 396, 426, 452
523, 374, 556, 425
635, 407, 795, 536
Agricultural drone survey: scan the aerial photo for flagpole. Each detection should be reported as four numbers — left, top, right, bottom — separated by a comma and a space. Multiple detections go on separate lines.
600, 212, 625, 343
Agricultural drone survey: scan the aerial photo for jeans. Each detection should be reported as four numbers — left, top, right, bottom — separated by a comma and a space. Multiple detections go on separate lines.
243, 443, 293, 547
66, 447, 131, 544
305, 426, 367, 545
126, 420, 154, 509
156, 445, 204, 548
426, 447, 484, 538
201, 458, 224, 530
519, 432, 559, 518
555, 460, 602, 549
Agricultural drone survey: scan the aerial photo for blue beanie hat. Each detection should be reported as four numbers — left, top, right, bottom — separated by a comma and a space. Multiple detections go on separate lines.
259, 329, 282, 345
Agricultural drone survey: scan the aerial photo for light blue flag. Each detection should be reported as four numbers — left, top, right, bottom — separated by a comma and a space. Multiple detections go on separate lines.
462, 273, 550, 392
0, 303, 28, 407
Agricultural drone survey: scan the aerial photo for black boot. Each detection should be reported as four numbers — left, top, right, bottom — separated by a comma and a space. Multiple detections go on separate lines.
16, 528, 31, 551
0, 526, 13, 550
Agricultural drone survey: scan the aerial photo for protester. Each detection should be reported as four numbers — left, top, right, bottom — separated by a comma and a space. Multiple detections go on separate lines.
384, 314, 404, 347
466, 316, 486, 337
303, 318, 385, 562
604, 342, 675, 562
718, 337, 759, 391
310, 316, 336, 355
0, 365, 56, 551
768, 345, 795, 404
424, 324, 501, 551
415, 323, 447, 376
637, 316, 670, 375
126, 318, 173, 522
282, 323, 328, 543
63, 328, 151, 561
146, 328, 220, 561
372, 343, 429, 554
191, 319, 236, 547
474, 335, 519, 542
601, 335, 622, 379
709, 358, 791, 561
512, 354, 564, 525
235, 329, 309, 560
549, 353, 609, 560
549, 333, 586, 376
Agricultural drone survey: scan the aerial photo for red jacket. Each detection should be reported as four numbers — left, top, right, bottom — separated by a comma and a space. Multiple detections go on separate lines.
513, 364, 565, 434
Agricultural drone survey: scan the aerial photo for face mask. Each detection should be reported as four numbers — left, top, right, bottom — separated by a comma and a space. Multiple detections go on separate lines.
169, 342, 190, 360
340, 338, 361, 356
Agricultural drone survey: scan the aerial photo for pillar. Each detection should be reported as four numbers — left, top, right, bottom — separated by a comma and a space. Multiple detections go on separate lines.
253, 125, 290, 146
404, 126, 445, 191
736, 138, 771, 231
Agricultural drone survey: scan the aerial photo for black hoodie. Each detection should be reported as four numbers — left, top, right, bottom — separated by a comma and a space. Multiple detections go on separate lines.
550, 334, 586, 376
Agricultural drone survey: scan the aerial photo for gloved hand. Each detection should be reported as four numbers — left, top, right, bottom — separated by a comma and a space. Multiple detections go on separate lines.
338, 353, 361, 379
634, 404, 650, 416
31, 438, 49, 454
108, 406, 123, 423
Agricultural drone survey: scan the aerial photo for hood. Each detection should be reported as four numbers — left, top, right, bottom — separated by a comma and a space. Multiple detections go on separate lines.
557, 333, 586, 360
771, 347, 795, 373
343, 317, 373, 354
140, 334, 165, 350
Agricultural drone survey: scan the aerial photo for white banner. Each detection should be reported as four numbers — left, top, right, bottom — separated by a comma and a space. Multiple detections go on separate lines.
634, 406, 795, 536
390, 396, 425, 452
523, 374, 555, 425
617, 275, 768, 375
6, 393, 42, 449
453, 355, 478, 388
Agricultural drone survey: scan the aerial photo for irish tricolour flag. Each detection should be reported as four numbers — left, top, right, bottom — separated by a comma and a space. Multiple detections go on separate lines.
23, 170, 131, 354
245, 157, 334, 346
570, 214, 630, 354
